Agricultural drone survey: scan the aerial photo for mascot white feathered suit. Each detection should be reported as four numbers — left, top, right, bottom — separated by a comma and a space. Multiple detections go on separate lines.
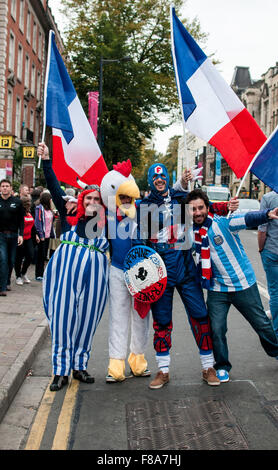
100, 160, 150, 382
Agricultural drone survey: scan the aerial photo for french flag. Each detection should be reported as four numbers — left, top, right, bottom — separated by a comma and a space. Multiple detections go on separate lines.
250, 125, 278, 193
170, 7, 266, 178
43, 31, 108, 188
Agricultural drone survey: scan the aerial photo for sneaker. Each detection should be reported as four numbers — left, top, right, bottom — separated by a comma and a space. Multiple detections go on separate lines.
105, 374, 125, 383
128, 368, 151, 378
149, 371, 169, 389
22, 274, 31, 284
216, 369, 230, 382
265, 310, 272, 320
202, 367, 221, 386
73, 370, 95, 383
50, 375, 68, 392
0, 291, 7, 296
6, 285, 11, 291
35, 276, 43, 281
16, 277, 23, 285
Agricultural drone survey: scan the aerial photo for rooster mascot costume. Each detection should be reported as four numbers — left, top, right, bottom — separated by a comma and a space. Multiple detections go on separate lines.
100, 160, 151, 382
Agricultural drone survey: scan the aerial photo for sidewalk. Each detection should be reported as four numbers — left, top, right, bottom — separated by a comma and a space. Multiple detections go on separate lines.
0, 265, 48, 423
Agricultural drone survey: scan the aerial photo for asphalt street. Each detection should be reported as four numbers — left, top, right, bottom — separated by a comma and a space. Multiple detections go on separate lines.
0, 229, 277, 453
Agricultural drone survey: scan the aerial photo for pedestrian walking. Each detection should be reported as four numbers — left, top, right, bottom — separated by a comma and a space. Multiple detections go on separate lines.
34, 192, 54, 280
186, 188, 278, 383
0, 179, 24, 296
258, 190, 278, 337
14, 196, 39, 285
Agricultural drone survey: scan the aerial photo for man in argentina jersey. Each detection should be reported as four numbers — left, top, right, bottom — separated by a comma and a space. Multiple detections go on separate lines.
187, 189, 278, 383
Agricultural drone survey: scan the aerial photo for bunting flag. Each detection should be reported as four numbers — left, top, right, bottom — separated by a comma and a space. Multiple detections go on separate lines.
170, 7, 266, 178
43, 31, 108, 188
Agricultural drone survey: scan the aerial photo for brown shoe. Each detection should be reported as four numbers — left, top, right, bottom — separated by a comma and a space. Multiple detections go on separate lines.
149, 371, 169, 389
0, 291, 7, 296
202, 367, 221, 386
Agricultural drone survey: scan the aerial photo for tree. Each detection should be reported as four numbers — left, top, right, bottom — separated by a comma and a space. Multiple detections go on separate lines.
59, 0, 207, 168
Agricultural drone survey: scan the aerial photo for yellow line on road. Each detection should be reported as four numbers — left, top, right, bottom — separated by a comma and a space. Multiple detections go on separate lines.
25, 378, 55, 450
52, 379, 80, 450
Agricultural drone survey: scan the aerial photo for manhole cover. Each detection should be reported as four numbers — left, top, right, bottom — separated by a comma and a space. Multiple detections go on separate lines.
126, 398, 249, 450
262, 401, 278, 429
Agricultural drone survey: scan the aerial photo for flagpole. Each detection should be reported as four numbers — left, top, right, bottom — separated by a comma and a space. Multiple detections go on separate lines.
38, 30, 54, 168
170, 5, 191, 190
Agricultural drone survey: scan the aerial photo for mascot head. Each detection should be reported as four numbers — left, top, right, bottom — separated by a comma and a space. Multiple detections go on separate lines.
100, 159, 140, 218
148, 163, 169, 194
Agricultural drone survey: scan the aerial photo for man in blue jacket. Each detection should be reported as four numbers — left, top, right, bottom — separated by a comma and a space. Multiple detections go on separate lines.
134, 164, 238, 389
186, 189, 278, 383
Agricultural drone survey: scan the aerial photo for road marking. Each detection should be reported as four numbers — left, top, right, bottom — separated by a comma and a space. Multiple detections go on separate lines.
25, 378, 55, 450
257, 281, 270, 300
51, 379, 80, 450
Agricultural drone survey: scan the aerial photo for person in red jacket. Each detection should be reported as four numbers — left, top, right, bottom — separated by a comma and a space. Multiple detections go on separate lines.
14, 196, 39, 285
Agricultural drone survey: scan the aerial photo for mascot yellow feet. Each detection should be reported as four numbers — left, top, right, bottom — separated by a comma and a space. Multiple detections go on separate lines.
106, 358, 126, 383
128, 353, 150, 377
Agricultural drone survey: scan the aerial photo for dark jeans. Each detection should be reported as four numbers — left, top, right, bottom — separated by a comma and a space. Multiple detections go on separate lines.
35, 238, 50, 278
0, 232, 18, 291
14, 238, 34, 278
207, 283, 278, 372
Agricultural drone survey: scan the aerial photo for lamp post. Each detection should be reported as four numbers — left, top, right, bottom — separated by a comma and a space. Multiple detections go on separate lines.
98, 55, 131, 149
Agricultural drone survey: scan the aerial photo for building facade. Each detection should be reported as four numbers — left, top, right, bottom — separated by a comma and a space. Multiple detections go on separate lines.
0, 0, 62, 187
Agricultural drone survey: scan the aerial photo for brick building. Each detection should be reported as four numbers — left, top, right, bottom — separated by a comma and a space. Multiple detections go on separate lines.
0, 0, 63, 187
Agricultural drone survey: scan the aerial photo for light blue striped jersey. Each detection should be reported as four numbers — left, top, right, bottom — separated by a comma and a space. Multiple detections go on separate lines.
208, 214, 256, 292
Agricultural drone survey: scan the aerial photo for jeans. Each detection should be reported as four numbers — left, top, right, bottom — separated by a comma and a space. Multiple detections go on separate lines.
261, 249, 278, 336
0, 232, 18, 291
14, 238, 34, 278
207, 283, 278, 372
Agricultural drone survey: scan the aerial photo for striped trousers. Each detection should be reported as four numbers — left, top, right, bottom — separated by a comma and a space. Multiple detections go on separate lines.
43, 240, 109, 376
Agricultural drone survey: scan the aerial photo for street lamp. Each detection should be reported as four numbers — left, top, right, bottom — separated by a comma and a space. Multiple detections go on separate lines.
98, 55, 131, 149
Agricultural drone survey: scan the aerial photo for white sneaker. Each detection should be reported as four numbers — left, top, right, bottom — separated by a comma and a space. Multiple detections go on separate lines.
22, 274, 31, 284
16, 277, 23, 286
265, 310, 272, 320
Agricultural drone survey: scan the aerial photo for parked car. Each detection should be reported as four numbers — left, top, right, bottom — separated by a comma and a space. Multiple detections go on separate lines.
234, 198, 260, 229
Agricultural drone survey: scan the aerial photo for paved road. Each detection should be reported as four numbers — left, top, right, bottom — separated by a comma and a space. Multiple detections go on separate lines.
0, 230, 277, 453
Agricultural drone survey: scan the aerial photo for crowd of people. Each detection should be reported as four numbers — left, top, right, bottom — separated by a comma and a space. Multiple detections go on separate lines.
0, 142, 278, 393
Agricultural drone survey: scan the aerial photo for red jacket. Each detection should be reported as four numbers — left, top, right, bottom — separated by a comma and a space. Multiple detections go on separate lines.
23, 212, 34, 240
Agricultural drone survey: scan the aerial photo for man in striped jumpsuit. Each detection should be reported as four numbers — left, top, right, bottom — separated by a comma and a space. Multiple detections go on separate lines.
187, 189, 278, 383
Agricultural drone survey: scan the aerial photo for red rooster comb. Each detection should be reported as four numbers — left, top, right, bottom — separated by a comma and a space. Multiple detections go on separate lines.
113, 159, 132, 177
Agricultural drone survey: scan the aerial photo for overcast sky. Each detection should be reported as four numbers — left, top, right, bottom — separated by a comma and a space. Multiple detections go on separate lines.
48, 0, 278, 154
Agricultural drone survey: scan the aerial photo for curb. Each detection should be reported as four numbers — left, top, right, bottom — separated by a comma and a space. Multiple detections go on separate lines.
0, 319, 49, 424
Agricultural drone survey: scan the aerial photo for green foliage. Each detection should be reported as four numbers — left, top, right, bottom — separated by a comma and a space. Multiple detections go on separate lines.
59, 0, 207, 169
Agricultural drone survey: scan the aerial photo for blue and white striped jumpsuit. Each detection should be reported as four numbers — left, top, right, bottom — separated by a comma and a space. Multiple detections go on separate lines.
43, 225, 109, 376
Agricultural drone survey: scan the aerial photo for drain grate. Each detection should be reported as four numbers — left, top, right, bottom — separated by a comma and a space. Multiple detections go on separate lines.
126, 398, 249, 450
262, 401, 278, 429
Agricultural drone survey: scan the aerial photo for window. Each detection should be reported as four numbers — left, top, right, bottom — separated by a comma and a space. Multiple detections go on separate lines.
38, 30, 43, 61
33, 22, 37, 53
15, 97, 22, 138
8, 32, 15, 71
17, 44, 23, 81
19, 0, 25, 32
6, 89, 13, 132
30, 108, 34, 131
25, 54, 30, 88
11, 0, 17, 20
23, 101, 28, 129
31, 63, 36, 95
26, 10, 31, 43
36, 71, 41, 100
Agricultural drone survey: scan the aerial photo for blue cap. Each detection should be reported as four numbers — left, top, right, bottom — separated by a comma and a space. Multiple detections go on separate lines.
147, 163, 169, 193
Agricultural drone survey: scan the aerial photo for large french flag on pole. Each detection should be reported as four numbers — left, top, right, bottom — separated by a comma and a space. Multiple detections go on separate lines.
170, 7, 266, 178
43, 31, 108, 188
